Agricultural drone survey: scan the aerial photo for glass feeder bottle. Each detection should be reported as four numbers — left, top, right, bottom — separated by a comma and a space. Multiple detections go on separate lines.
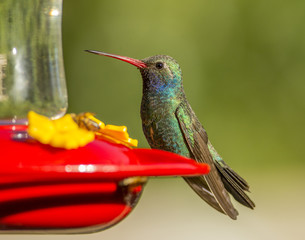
0, 0, 67, 125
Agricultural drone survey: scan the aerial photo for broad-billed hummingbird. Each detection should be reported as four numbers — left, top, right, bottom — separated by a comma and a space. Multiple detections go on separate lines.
86, 50, 255, 219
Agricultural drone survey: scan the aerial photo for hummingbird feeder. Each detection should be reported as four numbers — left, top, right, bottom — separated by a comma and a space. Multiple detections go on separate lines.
0, 0, 210, 234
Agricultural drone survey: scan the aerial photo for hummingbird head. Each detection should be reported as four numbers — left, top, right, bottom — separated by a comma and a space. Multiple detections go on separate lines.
86, 50, 184, 98
139, 55, 183, 97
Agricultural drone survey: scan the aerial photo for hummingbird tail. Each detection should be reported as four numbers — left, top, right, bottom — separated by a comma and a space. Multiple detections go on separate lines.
214, 160, 255, 209
207, 142, 255, 209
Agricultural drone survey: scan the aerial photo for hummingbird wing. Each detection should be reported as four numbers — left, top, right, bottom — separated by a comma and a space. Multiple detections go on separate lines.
176, 102, 239, 219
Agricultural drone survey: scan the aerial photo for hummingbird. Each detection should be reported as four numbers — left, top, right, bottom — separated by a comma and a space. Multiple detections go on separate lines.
86, 50, 255, 219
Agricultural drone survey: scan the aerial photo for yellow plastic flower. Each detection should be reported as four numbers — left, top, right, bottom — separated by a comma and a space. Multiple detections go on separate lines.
96, 125, 138, 148
27, 111, 95, 149
71, 112, 138, 148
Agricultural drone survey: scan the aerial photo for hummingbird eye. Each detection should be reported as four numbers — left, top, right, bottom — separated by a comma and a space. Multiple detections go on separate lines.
155, 62, 164, 69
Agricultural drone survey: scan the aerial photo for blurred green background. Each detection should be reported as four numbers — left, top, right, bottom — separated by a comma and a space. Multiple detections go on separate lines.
5, 0, 305, 239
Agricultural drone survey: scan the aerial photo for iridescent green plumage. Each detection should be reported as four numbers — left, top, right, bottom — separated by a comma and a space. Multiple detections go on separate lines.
140, 56, 189, 156
86, 51, 255, 219
140, 55, 255, 219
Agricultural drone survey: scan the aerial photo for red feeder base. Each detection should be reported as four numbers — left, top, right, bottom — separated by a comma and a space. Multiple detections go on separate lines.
0, 126, 209, 233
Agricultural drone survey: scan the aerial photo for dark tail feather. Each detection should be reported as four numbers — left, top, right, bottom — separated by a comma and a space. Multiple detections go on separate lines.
214, 160, 255, 209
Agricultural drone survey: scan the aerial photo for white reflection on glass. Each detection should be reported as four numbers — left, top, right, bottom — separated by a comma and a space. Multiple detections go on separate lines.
49, 8, 60, 16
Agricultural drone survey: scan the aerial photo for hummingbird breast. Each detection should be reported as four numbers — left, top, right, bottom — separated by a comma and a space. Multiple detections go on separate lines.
140, 95, 191, 157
